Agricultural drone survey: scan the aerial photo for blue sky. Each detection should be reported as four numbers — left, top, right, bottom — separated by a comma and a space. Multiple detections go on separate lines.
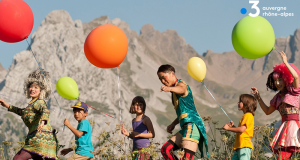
0, 0, 299, 69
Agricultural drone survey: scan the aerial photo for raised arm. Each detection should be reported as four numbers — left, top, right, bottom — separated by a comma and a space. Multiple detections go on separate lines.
280, 51, 299, 88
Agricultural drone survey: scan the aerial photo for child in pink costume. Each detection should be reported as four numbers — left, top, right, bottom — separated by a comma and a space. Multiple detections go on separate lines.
252, 51, 300, 160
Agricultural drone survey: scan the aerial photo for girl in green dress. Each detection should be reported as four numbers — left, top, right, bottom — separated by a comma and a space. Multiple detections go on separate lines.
0, 69, 59, 160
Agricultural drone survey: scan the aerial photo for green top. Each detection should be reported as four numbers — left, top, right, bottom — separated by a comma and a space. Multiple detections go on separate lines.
8, 98, 58, 159
172, 79, 209, 158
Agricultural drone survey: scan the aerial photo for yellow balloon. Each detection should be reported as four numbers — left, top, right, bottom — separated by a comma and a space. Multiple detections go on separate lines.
187, 57, 207, 82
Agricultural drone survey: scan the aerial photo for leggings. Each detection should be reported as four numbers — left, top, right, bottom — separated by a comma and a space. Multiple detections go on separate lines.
13, 149, 53, 160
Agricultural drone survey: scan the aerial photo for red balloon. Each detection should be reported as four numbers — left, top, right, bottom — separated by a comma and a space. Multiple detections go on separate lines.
84, 24, 128, 68
0, 0, 34, 43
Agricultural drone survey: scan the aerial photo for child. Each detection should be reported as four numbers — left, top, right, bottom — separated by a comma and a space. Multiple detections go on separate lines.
251, 51, 300, 160
223, 94, 257, 160
60, 101, 94, 160
0, 69, 59, 160
158, 64, 208, 160
121, 96, 155, 160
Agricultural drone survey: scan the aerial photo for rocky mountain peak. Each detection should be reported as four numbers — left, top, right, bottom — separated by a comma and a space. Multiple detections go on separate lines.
203, 49, 214, 57
139, 24, 198, 67
294, 29, 300, 37
140, 24, 155, 36
0, 63, 4, 71
41, 10, 74, 26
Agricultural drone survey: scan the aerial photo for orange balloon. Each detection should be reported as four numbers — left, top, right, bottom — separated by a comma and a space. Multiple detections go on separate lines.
84, 24, 128, 68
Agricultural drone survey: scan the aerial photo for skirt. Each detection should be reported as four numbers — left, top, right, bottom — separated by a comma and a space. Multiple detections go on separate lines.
269, 120, 300, 153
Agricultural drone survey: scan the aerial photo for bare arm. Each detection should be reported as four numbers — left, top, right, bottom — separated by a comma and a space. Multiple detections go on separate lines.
284, 62, 299, 88
172, 117, 179, 126
64, 118, 84, 138
226, 125, 246, 133
161, 82, 187, 96
61, 148, 73, 156
280, 51, 299, 88
257, 98, 276, 115
251, 87, 276, 115
223, 121, 246, 133
166, 118, 180, 134
67, 125, 84, 138
0, 99, 9, 109
170, 82, 187, 95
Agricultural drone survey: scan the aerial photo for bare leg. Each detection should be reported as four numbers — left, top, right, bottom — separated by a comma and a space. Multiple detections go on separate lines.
181, 140, 198, 160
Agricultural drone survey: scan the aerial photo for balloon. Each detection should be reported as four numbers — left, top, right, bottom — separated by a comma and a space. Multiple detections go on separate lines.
0, 0, 34, 43
232, 16, 275, 59
187, 57, 207, 82
84, 24, 128, 68
56, 77, 79, 100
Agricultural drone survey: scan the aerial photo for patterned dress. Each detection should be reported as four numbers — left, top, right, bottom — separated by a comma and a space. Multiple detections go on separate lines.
172, 79, 209, 157
8, 98, 59, 159
269, 83, 300, 153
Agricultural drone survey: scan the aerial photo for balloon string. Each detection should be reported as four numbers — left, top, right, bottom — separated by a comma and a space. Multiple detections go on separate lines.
202, 81, 232, 122
274, 48, 280, 54
117, 67, 126, 159
79, 100, 117, 119
117, 67, 121, 122
0, 93, 28, 104
25, 39, 65, 131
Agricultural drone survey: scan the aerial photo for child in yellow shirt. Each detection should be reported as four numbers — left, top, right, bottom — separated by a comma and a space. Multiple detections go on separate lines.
223, 94, 257, 160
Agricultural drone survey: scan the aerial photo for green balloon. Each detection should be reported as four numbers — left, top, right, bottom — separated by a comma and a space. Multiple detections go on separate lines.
56, 77, 79, 100
232, 16, 275, 59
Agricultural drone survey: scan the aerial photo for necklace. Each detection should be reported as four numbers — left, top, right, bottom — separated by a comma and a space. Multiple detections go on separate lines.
172, 79, 178, 87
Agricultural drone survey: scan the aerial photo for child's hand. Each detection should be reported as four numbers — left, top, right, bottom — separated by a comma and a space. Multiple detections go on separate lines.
60, 148, 72, 156
222, 124, 230, 130
0, 99, 9, 109
37, 121, 45, 133
121, 125, 129, 137
279, 51, 288, 64
167, 123, 175, 134
251, 87, 260, 100
64, 118, 70, 128
160, 85, 171, 92
228, 121, 234, 127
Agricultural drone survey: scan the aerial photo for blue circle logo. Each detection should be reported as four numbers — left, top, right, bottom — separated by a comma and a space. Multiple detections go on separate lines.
240, 8, 247, 14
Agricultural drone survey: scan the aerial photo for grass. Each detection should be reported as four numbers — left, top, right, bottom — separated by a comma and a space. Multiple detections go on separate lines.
2, 115, 296, 160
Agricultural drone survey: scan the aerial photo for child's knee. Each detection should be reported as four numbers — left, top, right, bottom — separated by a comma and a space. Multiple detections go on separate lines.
161, 140, 173, 153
